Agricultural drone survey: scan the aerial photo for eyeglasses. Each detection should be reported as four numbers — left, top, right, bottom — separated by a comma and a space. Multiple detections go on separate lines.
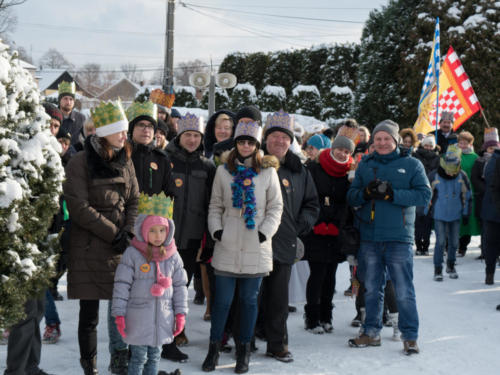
236, 139, 256, 146
136, 123, 154, 130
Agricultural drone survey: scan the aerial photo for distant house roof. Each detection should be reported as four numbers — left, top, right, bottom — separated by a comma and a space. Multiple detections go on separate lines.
20, 59, 36, 71
97, 77, 141, 101
36, 69, 95, 98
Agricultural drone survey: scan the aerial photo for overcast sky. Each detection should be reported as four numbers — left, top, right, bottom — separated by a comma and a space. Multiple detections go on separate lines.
10, 0, 388, 75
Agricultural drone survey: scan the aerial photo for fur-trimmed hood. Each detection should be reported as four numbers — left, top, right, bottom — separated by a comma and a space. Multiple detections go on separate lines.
219, 149, 280, 171
85, 135, 129, 179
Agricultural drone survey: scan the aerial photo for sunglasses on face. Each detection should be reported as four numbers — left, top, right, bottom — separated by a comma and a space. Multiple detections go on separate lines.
236, 139, 256, 146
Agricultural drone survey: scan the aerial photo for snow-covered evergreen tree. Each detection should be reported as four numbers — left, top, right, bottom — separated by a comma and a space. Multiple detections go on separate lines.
0, 41, 64, 329
243, 52, 270, 92
218, 52, 247, 84
264, 49, 307, 95
230, 83, 257, 110
320, 43, 359, 95
258, 85, 287, 112
200, 87, 230, 110
287, 85, 322, 118
303, 45, 331, 93
321, 85, 354, 125
173, 85, 198, 108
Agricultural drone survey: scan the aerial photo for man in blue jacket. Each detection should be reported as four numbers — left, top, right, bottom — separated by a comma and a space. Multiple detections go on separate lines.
347, 120, 431, 355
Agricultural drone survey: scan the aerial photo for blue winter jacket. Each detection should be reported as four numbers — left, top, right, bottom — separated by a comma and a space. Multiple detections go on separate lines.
347, 148, 431, 243
427, 169, 471, 222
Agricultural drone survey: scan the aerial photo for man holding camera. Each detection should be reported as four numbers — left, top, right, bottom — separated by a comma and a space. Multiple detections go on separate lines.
347, 120, 431, 355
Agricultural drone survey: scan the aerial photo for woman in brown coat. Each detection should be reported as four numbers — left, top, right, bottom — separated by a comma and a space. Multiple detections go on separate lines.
63, 101, 139, 375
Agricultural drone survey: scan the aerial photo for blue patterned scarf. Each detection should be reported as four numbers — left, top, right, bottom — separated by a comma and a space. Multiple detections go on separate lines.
226, 164, 258, 229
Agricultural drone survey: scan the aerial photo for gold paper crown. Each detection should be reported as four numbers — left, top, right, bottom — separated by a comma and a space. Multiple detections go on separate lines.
137, 192, 174, 219
90, 100, 129, 137
150, 88, 176, 109
265, 109, 294, 133
337, 125, 361, 145
58, 81, 76, 96
178, 112, 205, 135
126, 101, 158, 124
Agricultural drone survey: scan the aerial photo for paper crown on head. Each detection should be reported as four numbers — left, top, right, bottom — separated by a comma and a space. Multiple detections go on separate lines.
440, 111, 455, 123
234, 121, 262, 144
90, 100, 129, 137
483, 127, 500, 150
336, 125, 361, 145
150, 88, 176, 109
264, 109, 294, 138
137, 192, 174, 219
58, 81, 76, 97
126, 101, 158, 125
178, 112, 205, 135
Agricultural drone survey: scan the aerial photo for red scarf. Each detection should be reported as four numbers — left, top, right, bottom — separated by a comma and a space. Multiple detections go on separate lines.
319, 149, 353, 177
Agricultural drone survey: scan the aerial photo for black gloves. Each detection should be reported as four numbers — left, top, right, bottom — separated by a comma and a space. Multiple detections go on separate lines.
462, 216, 469, 225
258, 231, 266, 243
213, 230, 223, 241
112, 229, 133, 254
364, 179, 394, 201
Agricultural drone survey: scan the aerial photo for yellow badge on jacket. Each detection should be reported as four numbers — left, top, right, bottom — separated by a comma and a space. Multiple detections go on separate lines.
243, 178, 252, 186
175, 178, 183, 187
282, 178, 290, 187
140, 263, 151, 273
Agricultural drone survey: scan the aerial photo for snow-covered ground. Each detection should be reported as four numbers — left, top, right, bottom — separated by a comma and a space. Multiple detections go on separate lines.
1, 237, 499, 375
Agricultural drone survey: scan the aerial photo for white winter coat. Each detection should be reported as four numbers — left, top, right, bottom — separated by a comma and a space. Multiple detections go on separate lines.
208, 157, 283, 274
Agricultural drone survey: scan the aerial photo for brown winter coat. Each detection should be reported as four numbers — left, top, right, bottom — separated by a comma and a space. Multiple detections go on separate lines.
63, 137, 139, 300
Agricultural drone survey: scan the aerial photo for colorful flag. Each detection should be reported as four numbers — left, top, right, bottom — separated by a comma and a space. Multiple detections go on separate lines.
417, 18, 440, 112
414, 47, 481, 135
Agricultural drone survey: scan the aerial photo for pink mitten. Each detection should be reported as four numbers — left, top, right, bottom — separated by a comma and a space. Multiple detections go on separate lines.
173, 314, 185, 337
115, 316, 126, 338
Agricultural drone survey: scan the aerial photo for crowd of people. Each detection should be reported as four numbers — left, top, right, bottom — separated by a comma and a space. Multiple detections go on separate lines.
2, 80, 499, 375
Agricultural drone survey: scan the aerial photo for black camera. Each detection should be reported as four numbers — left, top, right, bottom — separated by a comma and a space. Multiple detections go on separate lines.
376, 180, 389, 194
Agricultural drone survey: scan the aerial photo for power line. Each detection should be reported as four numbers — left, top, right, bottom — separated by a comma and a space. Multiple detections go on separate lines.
180, 1, 366, 24
184, 2, 373, 10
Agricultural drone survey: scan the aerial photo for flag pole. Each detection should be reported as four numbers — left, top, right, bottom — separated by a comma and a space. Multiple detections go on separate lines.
435, 17, 440, 145
480, 107, 491, 128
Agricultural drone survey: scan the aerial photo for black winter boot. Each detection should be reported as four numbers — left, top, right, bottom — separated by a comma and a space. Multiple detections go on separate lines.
193, 276, 205, 305
161, 342, 188, 362
485, 273, 494, 285
109, 349, 128, 375
446, 261, 458, 279
235, 342, 251, 374
434, 266, 443, 281
202, 341, 221, 372
304, 304, 323, 334
80, 357, 98, 375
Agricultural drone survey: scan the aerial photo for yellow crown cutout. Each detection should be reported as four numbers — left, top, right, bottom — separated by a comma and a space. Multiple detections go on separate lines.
337, 125, 361, 145
265, 109, 294, 133
150, 88, 176, 109
126, 101, 158, 123
138, 192, 174, 219
90, 100, 127, 129
58, 81, 76, 95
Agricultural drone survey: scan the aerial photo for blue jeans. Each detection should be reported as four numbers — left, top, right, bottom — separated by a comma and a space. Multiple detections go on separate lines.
108, 301, 127, 354
44, 289, 60, 326
359, 241, 419, 341
434, 219, 460, 267
210, 275, 262, 343
128, 345, 160, 375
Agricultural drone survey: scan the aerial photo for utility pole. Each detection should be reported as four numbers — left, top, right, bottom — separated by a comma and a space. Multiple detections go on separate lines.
163, 0, 175, 93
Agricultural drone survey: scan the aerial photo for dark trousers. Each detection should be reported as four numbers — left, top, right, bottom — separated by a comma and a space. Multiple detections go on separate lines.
79, 300, 100, 360
306, 261, 339, 323
415, 213, 433, 252
459, 235, 471, 252
484, 221, 500, 274
355, 279, 397, 314
178, 247, 198, 287
260, 262, 292, 353
5, 297, 44, 375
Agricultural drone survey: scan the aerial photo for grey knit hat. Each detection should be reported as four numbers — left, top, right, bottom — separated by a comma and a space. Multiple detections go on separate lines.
372, 119, 400, 144
331, 135, 355, 154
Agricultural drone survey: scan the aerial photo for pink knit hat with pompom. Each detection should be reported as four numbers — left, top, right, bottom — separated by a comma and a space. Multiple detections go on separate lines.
141, 215, 170, 244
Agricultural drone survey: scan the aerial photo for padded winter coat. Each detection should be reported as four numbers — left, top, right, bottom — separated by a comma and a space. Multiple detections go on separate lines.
131, 141, 172, 197
63, 136, 139, 300
347, 147, 431, 244
208, 155, 283, 275
111, 215, 188, 347
481, 150, 500, 223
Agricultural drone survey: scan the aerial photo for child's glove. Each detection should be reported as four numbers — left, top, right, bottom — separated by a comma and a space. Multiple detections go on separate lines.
173, 314, 185, 337
115, 316, 126, 338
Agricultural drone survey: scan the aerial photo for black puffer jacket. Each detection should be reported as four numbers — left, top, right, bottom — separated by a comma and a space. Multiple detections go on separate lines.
301, 160, 349, 263
166, 138, 216, 249
131, 141, 172, 196
267, 150, 319, 265
414, 146, 440, 176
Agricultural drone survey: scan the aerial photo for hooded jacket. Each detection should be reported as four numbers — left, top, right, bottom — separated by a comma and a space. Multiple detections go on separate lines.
112, 214, 188, 346
166, 138, 216, 249
347, 147, 431, 243
266, 149, 320, 265
208, 153, 283, 274
63, 136, 139, 300
204, 109, 236, 158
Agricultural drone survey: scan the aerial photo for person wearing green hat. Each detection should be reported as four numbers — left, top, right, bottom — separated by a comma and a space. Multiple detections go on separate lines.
58, 80, 86, 147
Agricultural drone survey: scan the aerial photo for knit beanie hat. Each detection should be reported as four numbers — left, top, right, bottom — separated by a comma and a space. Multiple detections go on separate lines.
235, 105, 262, 124
170, 108, 182, 118
331, 135, 355, 154
440, 144, 462, 175
372, 119, 400, 144
307, 134, 331, 150
43, 102, 63, 124
421, 135, 436, 148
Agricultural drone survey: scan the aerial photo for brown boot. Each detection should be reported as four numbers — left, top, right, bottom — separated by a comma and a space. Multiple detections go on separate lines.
403, 340, 420, 355
348, 334, 381, 348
